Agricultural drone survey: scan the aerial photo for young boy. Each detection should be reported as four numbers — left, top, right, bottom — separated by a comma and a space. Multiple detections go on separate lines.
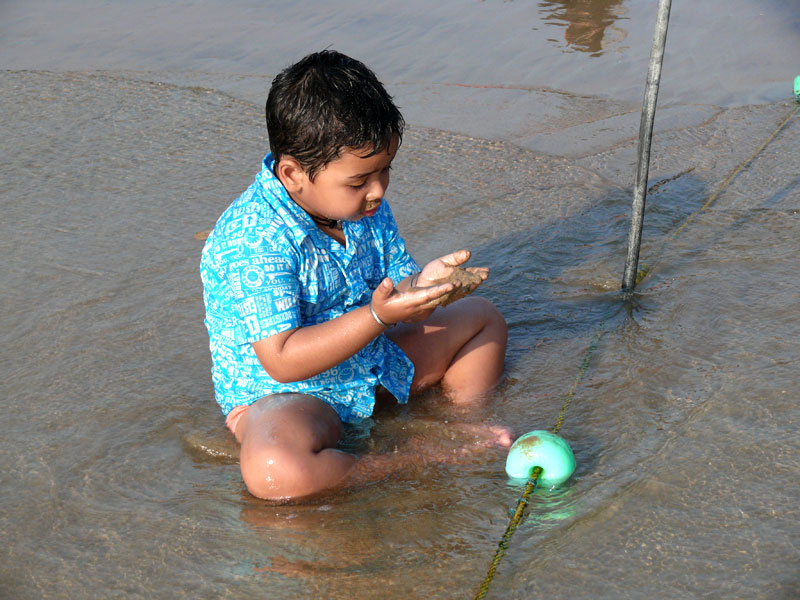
200, 50, 509, 500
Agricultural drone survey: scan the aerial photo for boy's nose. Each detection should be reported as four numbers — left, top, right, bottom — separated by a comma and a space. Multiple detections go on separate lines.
366, 179, 387, 202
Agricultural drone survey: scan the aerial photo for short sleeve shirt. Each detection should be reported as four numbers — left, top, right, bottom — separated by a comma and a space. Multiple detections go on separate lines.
200, 154, 420, 422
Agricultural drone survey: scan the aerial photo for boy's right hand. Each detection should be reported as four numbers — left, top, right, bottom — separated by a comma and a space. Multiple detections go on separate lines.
370, 276, 456, 326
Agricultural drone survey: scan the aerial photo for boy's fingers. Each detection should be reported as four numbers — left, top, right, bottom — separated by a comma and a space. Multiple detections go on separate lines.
418, 282, 457, 303
373, 277, 395, 301
439, 249, 471, 267
403, 281, 453, 301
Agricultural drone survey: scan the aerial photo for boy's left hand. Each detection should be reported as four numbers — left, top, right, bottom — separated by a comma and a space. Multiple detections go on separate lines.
415, 249, 488, 306
384, 250, 487, 323
416, 250, 487, 288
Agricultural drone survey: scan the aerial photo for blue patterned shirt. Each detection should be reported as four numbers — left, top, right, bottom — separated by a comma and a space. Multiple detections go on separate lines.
200, 154, 419, 422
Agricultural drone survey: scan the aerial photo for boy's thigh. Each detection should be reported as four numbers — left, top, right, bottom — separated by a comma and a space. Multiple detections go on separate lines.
386, 296, 499, 388
235, 393, 356, 499
234, 393, 343, 450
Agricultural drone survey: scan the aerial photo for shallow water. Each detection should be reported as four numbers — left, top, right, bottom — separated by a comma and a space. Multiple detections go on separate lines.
2, 2, 800, 599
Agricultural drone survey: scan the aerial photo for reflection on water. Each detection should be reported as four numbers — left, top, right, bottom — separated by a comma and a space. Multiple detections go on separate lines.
540, 0, 627, 56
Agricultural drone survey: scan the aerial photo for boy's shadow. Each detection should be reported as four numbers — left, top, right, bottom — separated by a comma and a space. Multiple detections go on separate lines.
466, 170, 712, 375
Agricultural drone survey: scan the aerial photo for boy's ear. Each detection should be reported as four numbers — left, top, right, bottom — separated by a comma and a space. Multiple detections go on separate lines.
275, 156, 307, 194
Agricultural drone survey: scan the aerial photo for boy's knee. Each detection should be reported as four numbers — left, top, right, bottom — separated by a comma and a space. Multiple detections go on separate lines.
240, 443, 281, 499
240, 443, 309, 500
240, 441, 354, 500
471, 296, 508, 340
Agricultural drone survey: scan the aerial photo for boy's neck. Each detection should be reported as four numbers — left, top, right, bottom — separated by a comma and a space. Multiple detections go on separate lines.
308, 213, 342, 230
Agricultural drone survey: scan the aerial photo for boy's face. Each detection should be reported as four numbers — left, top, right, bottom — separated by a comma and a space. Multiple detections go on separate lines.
286, 135, 399, 224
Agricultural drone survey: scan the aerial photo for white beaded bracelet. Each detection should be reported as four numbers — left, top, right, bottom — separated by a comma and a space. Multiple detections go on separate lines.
369, 302, 392, 329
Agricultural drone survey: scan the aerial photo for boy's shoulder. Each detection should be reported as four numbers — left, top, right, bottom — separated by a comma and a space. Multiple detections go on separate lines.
202, 180, 295, 267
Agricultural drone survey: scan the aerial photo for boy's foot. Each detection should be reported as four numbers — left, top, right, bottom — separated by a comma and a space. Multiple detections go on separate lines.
437, 421, 514, 449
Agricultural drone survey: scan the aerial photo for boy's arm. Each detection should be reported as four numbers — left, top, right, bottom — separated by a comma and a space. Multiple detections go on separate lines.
252, 277, 454, 383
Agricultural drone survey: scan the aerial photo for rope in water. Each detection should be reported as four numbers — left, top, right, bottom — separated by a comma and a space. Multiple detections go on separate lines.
474, 329, 603, 600
636, 103, 800, 284
473, 102, 798, 600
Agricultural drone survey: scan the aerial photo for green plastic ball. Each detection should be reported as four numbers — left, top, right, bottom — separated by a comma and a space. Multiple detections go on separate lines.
505, 430, 576, 486
794, 75, 800, 101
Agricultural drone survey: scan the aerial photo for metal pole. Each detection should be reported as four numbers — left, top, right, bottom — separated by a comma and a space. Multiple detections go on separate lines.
621, 0, 672, 298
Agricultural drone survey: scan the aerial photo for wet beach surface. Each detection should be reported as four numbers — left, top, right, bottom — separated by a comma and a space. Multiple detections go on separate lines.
2, 2, 799, 598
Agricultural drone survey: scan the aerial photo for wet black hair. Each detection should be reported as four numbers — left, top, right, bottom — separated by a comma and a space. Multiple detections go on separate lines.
266, 50, 404, 180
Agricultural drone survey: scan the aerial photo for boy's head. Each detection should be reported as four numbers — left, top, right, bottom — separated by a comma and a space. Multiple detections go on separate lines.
266, 50, 404, 181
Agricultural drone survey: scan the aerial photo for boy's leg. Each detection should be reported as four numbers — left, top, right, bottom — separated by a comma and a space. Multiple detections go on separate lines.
233, 393, 355, 500
385, 296, 508, 404
232, 298, 507, 500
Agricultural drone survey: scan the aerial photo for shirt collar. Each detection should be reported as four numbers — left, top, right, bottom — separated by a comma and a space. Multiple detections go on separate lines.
257, 153, 367, 251
256, 154, 316, 245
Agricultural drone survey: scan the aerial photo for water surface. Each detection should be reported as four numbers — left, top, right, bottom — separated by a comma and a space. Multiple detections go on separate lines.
1, 2, 799, 598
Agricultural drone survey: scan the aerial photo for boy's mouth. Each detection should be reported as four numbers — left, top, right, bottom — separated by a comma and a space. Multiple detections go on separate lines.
363, 202, 380, 216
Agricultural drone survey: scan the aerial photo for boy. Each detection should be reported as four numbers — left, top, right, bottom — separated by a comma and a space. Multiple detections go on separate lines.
201, 50, 509, 500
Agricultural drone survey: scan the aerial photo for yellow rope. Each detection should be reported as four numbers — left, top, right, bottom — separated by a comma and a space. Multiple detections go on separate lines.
473, 102, 798, 600
474, 466, 542, 600
474, 329, 603, 600
638, 104, 799, 282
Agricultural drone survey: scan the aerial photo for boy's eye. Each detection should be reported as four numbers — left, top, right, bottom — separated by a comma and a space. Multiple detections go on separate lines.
349, 166, 391, 189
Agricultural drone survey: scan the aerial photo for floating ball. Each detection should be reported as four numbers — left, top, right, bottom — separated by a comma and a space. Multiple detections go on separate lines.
795, 75, 800, 102
505, 430, 576, 486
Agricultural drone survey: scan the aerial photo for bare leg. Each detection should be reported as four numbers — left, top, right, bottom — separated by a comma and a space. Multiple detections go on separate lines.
233, 298, 508, 500
233, 392, 499, 500
386, 296, 511, 447
386, 296, 508, 404
233, 393, 355, 500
